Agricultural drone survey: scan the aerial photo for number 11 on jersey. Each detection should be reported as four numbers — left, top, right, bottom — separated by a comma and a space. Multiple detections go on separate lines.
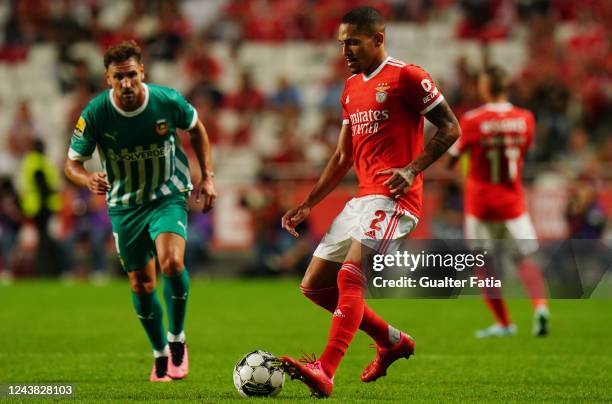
485, 146, 520, 183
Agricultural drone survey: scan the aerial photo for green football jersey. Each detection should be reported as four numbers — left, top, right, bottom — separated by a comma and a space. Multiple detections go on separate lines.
68, 83, 197, 208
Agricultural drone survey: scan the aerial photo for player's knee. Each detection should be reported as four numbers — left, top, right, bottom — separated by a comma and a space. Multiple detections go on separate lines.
301, 259, 340, 290
128, 269, 156, 294
299, 283, 339, 312
299, 273, 317, 290
130, 279, 156, 295
159, 254, 184, 275
300, 283, 316, 300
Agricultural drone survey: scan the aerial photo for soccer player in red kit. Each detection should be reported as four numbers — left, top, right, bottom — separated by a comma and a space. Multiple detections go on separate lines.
280, 7, 461, 397
448, 66, 550, 338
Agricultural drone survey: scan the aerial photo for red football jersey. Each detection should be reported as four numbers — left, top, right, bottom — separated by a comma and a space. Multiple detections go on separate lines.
340, 57, 444, 219
451, 102, 535, 220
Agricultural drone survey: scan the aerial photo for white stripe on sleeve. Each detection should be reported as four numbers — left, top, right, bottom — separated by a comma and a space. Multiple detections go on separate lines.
183, 108, 199, 131
420, 94, 444, 115
68, 148, 92, 161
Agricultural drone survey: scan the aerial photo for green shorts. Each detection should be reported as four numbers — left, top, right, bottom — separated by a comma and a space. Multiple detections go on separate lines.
109, 193, 189, 272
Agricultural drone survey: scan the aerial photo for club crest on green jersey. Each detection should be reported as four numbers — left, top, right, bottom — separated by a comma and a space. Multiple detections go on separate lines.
156, 119, 169, 136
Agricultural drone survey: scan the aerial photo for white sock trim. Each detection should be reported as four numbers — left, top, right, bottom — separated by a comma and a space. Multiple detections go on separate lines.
153, 345, 170, 358
388, 326, 401, 345
167, 331, 185, 343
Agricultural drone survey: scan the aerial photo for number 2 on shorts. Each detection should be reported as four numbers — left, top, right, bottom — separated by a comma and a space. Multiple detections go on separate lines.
369, 210, 387, 232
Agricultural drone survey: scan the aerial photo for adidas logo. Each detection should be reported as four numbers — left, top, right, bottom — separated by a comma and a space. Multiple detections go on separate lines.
364, 230, 377, 239
333, 308, 345, 318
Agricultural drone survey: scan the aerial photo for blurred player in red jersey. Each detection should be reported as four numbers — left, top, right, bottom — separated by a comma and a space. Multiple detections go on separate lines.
280, 7, 461, 397
448, 66, 550, 338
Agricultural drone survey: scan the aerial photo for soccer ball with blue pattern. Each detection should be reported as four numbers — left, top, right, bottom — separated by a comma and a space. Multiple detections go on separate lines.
233, 350, 285, 397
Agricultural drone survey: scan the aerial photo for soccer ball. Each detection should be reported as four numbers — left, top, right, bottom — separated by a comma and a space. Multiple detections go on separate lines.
233, 350, 285, 397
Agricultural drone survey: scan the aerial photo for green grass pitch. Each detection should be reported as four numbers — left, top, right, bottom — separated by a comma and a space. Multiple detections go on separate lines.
1, 279, 611, 403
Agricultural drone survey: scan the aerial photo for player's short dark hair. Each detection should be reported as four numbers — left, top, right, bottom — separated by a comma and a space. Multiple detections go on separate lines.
483, 65, 509, 96
103, 40, 142, 69
341, 6, 385, 36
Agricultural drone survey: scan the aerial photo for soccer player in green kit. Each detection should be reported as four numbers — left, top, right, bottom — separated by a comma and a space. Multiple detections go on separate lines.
64, 41, 217, 382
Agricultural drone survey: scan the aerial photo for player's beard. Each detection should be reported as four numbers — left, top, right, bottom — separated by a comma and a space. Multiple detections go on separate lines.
120, 89, 139, 109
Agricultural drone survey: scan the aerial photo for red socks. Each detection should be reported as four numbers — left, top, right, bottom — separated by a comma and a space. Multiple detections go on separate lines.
360, 306, 395, 349
318, 262, 365, 377
476, 258, 548, 326
299, 285, 338, 313
301, 286, 394, 351
483, 297, 512, 327
476, 264, 512, 326
517, 257, 548, 310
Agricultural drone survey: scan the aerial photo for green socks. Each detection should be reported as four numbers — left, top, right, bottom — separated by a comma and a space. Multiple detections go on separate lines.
131, 269, 189, 353
163, 268, 190, 336
131, 290, 167, 351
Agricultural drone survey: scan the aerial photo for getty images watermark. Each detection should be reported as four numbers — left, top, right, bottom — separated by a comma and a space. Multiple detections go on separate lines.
362, 239, 612, 299
371, 250, 497, 288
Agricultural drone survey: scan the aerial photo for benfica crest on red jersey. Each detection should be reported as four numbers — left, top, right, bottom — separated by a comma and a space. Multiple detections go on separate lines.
375, 85, 389, 103
155, 119, 169, 136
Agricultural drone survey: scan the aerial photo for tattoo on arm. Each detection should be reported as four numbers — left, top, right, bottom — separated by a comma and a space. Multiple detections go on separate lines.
409, 99, 461, 174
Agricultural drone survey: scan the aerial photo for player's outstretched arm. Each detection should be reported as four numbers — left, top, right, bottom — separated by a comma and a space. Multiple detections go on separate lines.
64, 159, 110, 195
379, 99, 461, 197
188, 119, 217, 213
281, 124, 353, 237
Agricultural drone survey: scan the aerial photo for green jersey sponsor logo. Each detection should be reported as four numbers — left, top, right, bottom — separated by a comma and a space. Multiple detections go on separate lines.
106, 143, 171, 162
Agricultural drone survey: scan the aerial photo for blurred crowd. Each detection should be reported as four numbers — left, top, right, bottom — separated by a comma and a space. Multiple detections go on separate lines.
0, 0, 610, 280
